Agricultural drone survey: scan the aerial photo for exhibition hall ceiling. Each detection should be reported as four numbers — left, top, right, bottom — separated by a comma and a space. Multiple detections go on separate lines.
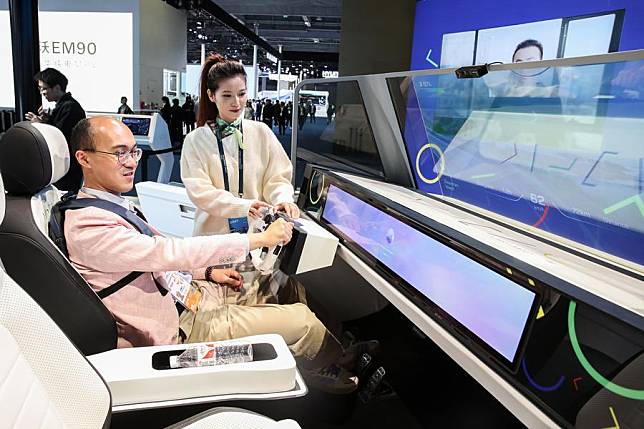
164, 0, 341, 75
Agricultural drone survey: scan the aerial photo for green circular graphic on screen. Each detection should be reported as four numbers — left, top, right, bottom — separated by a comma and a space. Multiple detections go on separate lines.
568, 301, 644, 400
309, 170, 325, 205
415, 143, 445, 185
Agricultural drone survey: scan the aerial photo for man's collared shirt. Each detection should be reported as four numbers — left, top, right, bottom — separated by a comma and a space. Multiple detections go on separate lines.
80, 187, 132, 212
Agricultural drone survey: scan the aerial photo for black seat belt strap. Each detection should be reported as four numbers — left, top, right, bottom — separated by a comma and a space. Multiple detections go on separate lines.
62, 198, 154, 236
51, 196, 167, 298
97, 271, 145, 299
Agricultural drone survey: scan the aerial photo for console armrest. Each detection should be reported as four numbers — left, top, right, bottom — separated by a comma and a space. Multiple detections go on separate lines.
88, 334, 306, 412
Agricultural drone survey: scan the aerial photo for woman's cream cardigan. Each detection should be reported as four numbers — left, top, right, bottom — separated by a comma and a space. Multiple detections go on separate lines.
180, 119, 295, 236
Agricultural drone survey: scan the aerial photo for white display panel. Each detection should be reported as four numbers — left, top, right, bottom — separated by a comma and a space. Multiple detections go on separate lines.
0, 10, 14, 108
38, 12, 133, 112
0, 10, 133, 112
185, 63, 201, 97
564, 14, 615, 57
440, 31, 476, 68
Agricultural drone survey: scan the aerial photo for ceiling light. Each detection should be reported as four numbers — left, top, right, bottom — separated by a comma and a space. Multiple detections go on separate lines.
302, 16, 311, 27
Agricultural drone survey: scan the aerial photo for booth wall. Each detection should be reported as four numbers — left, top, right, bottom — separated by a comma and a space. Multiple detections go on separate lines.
139, 0, 187, 106
338, 0, 416, 76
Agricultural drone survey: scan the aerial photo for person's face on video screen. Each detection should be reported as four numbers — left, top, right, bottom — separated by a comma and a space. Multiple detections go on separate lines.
513, 46, 542, 63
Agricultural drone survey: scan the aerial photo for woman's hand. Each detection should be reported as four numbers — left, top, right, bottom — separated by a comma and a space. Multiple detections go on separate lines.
209, 268, 244, 290
248, 200, 270, 218
274, 202, 300, 219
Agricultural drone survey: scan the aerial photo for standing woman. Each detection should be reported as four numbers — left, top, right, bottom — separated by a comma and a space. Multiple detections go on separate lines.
181, 54, 304, 306
181, 53, 299, 239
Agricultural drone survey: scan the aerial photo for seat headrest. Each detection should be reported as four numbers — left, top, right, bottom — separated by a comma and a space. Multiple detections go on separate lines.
0, 122, 69, 195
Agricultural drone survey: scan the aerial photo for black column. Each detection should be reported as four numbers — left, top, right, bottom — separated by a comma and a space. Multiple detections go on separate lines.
9, 0, 40, 120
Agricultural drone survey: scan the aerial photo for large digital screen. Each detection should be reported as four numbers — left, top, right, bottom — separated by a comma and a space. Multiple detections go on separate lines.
389, 53, 644, 266
412, 0, 644, 70
0, 10, 133, 111
321, 184, 537, 365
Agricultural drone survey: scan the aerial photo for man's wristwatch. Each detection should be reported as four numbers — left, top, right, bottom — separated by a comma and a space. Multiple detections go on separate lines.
205, 266, 215, 282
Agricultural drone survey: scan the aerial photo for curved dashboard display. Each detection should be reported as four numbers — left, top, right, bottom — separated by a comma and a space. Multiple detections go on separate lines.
322, 183, 539, 368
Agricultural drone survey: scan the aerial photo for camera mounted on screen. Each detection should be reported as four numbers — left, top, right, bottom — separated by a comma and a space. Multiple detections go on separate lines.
455, 64, 490, 79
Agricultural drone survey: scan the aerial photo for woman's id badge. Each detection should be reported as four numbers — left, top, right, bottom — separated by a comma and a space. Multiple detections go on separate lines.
228, 216, 249, 233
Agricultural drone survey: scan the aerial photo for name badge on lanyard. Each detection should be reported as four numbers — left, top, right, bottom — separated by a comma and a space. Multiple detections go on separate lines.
228, 216, 249, 234
161, 271, 201, 313
213, 123, 249, 234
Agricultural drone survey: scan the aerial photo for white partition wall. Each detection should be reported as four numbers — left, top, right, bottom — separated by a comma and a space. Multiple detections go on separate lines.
0, 0, 187, 111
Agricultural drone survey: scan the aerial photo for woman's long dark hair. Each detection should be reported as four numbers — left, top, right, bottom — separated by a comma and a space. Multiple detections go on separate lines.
197, 53, 247, 127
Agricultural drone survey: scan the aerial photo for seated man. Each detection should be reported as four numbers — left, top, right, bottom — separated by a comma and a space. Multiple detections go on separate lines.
64, 116, 357, 393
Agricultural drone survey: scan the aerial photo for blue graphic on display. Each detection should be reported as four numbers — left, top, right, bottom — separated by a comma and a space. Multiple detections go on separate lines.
521, 358, 566, 392
322, 184, 536, 362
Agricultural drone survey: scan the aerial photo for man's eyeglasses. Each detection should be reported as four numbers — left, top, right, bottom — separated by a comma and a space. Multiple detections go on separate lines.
84, 147, 143, 165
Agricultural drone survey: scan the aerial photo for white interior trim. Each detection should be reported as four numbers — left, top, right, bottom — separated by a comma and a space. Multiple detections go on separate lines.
31, 123, 70, 184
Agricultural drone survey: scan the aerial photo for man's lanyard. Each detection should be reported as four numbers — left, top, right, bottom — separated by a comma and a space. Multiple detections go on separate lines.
209, 121, 244, 198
